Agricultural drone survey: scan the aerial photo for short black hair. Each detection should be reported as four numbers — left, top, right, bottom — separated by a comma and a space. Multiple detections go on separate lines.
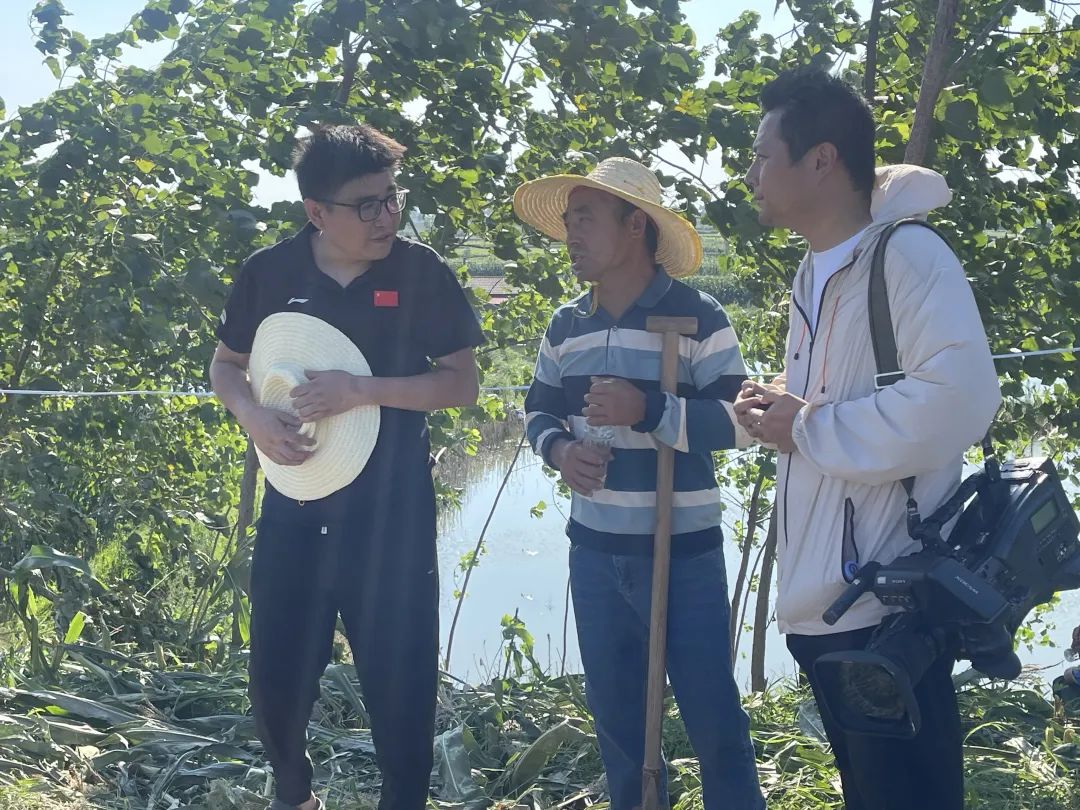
292, 124, 406, 200
760, 67, 876, 198
619, 199, 659, 258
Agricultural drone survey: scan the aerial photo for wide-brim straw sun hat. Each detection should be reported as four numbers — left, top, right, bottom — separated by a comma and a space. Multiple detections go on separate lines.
248, 312, 380, 501
512, 156, 703, 278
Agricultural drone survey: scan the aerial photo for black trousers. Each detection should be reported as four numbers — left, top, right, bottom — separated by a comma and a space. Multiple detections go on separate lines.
248, 472, 439, 809
787, 625, 964, 810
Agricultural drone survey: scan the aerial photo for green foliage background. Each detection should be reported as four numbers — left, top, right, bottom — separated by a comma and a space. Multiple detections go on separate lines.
0, 0, 1078, 806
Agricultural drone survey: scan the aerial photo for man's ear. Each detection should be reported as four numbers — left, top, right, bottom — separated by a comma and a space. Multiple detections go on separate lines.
626, 207, 649, 239
303, 198, 327, 230
813, 142, 840, 177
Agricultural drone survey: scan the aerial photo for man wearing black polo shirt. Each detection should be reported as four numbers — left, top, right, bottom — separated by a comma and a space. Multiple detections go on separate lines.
209, 124, 484, 810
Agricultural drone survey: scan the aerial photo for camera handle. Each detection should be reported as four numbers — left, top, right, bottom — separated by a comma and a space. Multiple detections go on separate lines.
823, 561, 883, 626
981, 431, 1000, 483
911, 468, 990, 552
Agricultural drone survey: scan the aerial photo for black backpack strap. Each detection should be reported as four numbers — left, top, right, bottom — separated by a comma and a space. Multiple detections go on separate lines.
868, 218, 953, 535
868, 218, 953, 391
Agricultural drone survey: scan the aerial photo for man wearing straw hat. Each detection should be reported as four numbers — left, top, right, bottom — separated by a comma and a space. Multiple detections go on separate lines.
516, 158, 764, 809
209, 124, 484, 810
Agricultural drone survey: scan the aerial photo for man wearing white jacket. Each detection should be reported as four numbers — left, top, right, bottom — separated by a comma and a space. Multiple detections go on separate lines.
735, 68, 1001, 809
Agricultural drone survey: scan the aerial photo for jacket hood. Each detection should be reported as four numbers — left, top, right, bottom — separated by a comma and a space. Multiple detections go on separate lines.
870, 163, 952, 224
791, 163, 954, 324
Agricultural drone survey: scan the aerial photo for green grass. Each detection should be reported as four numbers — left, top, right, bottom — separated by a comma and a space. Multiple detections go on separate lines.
479, 344, 534, 394
1, 643, 1077, 809
0, 782, 90, 810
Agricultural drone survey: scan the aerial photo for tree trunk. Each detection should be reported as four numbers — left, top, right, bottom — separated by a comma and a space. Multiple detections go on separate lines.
336, 36, 362, 105
750, 512, 778, 693
863, 0, 885, 100
729, 467, 766, 661
231, 439, 258, 647
236, 438, 259, 552
904, 0, 961, 166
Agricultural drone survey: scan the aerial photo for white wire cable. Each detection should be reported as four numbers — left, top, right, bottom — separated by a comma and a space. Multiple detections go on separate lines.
0, 389, 216, 398
0, 388, 535, 397
0, 345, 1075, 399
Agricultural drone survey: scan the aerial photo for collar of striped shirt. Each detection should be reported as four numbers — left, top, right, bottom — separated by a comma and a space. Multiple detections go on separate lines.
573, 265, 674, 319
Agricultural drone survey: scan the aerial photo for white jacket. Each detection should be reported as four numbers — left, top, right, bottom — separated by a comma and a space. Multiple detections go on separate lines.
775, 164, 1002, 635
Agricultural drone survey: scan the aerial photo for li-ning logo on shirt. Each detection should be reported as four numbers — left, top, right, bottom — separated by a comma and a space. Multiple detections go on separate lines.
287, 297, 309, 305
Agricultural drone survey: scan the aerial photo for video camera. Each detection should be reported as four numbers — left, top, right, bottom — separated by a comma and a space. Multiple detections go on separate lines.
814, 452, 1080, 738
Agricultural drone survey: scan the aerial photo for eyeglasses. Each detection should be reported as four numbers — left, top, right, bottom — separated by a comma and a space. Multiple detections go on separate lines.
318, 188, 409, 222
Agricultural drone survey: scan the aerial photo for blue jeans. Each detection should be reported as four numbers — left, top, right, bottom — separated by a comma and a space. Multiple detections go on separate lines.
569, 544, 764, 810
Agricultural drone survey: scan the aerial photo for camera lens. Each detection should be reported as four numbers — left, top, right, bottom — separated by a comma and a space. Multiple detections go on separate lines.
837, 661, 907, 721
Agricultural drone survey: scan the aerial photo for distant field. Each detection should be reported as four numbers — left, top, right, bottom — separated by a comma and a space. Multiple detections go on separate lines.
452, 230, 730, 278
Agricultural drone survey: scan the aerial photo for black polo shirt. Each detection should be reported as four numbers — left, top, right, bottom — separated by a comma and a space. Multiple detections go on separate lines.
217, 223, 485, 515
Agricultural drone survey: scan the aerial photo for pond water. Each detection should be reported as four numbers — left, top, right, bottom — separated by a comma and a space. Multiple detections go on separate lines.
436, 437, 1080, 691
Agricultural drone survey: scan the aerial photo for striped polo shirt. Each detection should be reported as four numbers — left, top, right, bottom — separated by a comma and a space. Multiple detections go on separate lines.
524, 268, 748, 556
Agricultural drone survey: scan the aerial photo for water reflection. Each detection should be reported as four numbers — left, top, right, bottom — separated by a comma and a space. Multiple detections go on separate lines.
435, 437, 1080, 690
434, 437, 790, 687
